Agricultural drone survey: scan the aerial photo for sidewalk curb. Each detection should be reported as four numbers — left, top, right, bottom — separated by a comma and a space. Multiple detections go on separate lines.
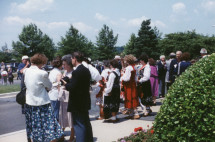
0, 92, 19, 96
0, 129, 25, 138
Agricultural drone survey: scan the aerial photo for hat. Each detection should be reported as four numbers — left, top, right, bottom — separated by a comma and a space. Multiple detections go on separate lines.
170, 52, 176, 56
200, 48, 207, 54
22, 55, 29, 60
114, 55, 121, 59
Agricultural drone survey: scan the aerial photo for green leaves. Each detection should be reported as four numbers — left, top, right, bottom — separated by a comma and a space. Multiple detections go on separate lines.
153, 54, 215, 141
12, 23, 56, 61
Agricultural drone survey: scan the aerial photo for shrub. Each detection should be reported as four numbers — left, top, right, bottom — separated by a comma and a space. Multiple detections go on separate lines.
153, 54, 215, 141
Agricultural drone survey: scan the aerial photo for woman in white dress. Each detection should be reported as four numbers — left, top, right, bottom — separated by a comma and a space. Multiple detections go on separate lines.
59, 54, 75, 142
48, 56, 62, 121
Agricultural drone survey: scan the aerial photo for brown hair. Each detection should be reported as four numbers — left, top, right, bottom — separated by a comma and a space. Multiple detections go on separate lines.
181, 52, 190, 61
148, 58, 156, 66
124, 54, 136, 65
110, 59, 119, 68
52, 56, 62, 68
30, 53, 48, 65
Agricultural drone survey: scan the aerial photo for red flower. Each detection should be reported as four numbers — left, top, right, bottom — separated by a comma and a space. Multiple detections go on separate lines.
134, 127, 143, 132
151, 129, 154, 134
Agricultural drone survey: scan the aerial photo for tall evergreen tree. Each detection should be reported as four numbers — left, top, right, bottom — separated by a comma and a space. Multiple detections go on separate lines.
123, 33, 137, 56
135, 19, 160, 59
96, 24, 118, 60
57, 25, 96, 59
12, 23, 56, 61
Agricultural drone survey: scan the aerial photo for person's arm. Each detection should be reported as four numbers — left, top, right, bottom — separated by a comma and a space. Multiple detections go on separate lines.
104, 72, 115, 95
42, 72, 52, 90
20, 61, 30, 74
65, 71, 78, 92
56, 73, 62, 91
120, 66, 132, 82
150, 66, 158, 77
139, 65, 151, 83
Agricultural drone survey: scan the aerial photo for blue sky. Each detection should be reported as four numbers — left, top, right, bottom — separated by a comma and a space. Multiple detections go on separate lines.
1, 0, 215, 49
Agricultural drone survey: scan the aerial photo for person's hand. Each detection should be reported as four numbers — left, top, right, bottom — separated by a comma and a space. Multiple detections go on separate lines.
60, 79, 67, 86
25, 61, 30, 67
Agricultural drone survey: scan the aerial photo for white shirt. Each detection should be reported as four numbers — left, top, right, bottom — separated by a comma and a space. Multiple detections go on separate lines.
82, 61, 102, 82
139, 63, 151, 83
120, 65, 134, 82
48, 68, 62, 101
101, 68, 111, 81
104, 68, 120, 96
24, 66, 52, 106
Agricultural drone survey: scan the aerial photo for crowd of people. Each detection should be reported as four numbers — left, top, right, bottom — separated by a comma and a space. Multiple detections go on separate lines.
1, 47, 209, 142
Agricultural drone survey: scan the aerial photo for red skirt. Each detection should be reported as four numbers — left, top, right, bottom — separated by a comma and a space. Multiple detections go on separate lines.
123, 81, 139, 109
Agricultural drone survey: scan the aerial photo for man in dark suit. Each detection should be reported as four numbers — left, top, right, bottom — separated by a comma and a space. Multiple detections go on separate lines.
157, 55, 167, 97
169, 51, 182, 85
63, 51, 93, 142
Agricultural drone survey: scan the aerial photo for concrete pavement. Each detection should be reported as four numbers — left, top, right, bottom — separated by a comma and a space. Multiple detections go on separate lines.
0, 100, 162, 142
0, 86, 163, 142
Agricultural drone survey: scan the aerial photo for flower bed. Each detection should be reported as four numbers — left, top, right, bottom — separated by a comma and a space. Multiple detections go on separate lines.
117, 125, 154, 142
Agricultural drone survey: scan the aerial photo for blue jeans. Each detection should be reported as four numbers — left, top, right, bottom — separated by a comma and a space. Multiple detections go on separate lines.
50, 100, 60, 121
72, 111, 93, 142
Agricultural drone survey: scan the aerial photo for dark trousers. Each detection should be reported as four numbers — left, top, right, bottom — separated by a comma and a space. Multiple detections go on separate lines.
72, 111, 93, 142
159, 78, 166, 97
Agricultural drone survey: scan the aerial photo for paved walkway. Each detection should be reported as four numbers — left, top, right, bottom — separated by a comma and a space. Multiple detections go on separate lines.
0, 86, 163, 142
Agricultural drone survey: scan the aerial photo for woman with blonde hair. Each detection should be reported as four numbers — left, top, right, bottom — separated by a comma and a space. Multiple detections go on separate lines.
24, 53, 63, 142
120, 54, 140, 119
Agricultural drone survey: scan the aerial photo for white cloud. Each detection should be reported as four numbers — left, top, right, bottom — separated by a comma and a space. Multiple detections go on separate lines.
201, 0, 215, 13
172, 2, 186, 14
3, 16, 69, 30
4, 16, 33, 25
151, 20, 166, 28
127, 16, 147, 27
94, 13, 109, 21
11, 0, 54, 13
73, 22, 93, 33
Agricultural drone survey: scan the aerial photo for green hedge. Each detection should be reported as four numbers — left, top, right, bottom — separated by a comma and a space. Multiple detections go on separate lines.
153, 53, 215, 142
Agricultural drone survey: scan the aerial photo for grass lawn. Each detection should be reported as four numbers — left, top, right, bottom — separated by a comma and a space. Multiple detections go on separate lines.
0, 84, 20, 94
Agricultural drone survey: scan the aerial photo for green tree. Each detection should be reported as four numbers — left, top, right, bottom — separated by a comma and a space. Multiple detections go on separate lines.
158, 30, 215, 59
12, 23, 56, 61
135, 19, 160, 59
96, 24, 118, 60
57, 25, 96, 59
123, 33, 137, 56
0, 43, 13, 62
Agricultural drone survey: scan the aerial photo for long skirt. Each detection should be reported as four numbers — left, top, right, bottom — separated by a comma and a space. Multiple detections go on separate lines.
59, 101, 73, 129
103, 88, 120, 119
25, 103, 64, 142
123, 82, 139, 109
140, 80, 153, 106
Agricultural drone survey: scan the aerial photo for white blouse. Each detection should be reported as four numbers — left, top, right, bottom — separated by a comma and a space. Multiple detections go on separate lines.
120, 65, 134, 82
104, 68, 120, 96
82, 61, 102, 82
48, 68, 62, 101
101, 68, 111, 81
24, 66, 52, 106
139, 63, 151, 83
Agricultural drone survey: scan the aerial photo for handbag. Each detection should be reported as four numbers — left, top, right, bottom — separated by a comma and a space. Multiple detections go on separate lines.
16, 87, 26, 105
16, 72, 27, 105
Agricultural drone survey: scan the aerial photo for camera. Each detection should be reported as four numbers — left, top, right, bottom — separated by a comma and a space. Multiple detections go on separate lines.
60, 76, 70, 85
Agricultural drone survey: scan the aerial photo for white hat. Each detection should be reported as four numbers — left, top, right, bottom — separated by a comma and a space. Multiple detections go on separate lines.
114, 55, 121, 59
200, 48, 207, 54
22, 55, 29, 60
